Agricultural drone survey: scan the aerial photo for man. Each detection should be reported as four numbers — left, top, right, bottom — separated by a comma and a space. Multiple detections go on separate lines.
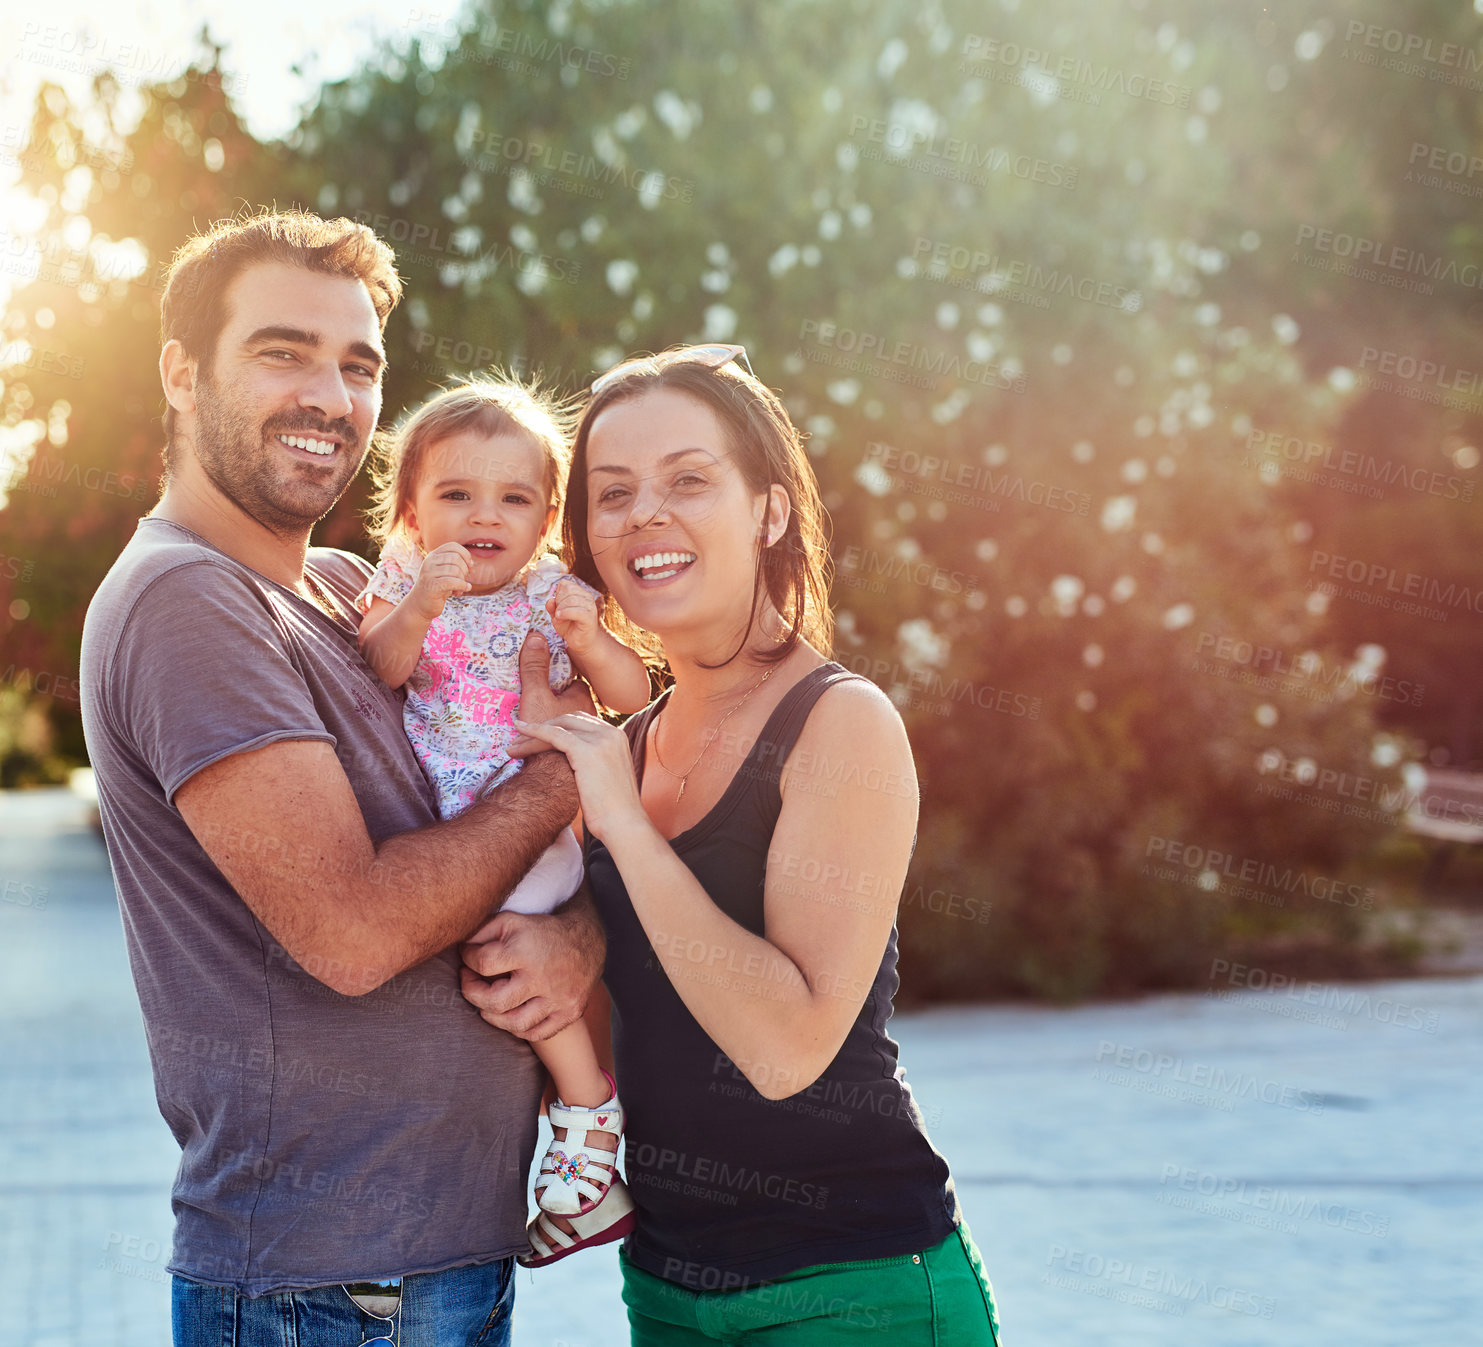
78, 210, 602, 1345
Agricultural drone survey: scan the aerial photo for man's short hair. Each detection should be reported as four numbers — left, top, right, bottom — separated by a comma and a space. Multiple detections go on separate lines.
159, 209, 402, 465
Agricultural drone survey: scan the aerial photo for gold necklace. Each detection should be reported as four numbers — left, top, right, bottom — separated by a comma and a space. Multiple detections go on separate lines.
651, 665, 775, 803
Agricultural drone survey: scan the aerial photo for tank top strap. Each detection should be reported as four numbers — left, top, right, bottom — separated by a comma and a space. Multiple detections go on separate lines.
589, 662, 863, 862
621, 695, 664, 757
747, 661, 864, 788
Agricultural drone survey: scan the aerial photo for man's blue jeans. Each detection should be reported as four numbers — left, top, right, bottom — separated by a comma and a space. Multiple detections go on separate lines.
172, 1258, 515, 1346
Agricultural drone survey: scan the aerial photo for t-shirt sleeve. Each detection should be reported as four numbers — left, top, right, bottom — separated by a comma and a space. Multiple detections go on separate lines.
355, 532, 421, 613
111, 561, 337, 804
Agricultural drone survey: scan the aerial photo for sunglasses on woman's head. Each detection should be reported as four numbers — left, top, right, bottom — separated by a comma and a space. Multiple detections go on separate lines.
590, 344, 754, 396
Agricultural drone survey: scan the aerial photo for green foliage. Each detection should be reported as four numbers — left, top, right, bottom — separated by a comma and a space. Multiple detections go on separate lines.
3, 0, 1477, 996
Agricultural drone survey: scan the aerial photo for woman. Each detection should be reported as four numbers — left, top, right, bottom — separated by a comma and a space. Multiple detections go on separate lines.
467, 345, 1002, 1343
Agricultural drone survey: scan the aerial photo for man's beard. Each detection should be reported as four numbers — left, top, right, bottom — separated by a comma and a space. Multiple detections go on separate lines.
190, 369, 364, 536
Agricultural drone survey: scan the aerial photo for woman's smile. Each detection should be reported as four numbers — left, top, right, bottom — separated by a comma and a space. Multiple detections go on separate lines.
627, 548, 699, 583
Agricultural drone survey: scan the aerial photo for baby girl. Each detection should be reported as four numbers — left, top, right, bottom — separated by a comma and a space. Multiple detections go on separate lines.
356, 375, 650, 1265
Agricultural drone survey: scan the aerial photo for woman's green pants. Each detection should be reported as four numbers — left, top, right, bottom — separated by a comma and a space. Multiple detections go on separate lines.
620, 1222, 1002, 1345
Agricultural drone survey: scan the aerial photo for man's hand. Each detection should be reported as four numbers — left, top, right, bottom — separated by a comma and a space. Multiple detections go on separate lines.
517, 631, 595, 738
459, 893, 605, 1041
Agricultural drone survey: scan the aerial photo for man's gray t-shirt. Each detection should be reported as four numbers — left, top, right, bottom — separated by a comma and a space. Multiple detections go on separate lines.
79, 517, 541, 1296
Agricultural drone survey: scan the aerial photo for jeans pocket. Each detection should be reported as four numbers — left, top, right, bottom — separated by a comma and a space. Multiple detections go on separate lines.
171, 1277, 236, 1347
470, 1258, 516, 1347
174, 1277, 307, 1347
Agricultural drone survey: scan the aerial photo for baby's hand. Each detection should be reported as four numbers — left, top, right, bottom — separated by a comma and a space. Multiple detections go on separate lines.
409, 542, 472, 618
546, 576, 602, 651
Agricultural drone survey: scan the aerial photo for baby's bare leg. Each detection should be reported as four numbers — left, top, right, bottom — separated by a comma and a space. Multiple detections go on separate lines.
532, 1022, 613, 1116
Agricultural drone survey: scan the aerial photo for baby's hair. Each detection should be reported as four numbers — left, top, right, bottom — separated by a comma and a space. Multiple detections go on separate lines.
366, 372, 578, 550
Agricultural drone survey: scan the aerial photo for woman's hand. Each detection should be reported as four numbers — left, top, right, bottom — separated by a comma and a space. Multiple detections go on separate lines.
508, 712, 649, 845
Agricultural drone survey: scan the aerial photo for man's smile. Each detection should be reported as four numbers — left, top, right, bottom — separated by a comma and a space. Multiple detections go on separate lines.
274, 432, 339, 457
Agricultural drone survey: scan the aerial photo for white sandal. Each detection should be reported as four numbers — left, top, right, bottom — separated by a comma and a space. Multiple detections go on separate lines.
518, 1177, 636, 1268
534, 1070, 625, 1217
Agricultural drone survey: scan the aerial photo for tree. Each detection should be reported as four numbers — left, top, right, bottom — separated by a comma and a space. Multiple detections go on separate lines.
1, 37, 279, 779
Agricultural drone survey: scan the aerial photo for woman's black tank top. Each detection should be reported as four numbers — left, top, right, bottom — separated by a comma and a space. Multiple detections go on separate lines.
586, 661, 960, 1287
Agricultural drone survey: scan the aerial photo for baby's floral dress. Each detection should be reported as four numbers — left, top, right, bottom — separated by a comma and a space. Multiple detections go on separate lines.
356, 533, 598, 818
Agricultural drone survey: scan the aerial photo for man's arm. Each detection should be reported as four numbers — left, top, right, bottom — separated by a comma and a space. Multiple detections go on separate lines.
175, 635, 584, 995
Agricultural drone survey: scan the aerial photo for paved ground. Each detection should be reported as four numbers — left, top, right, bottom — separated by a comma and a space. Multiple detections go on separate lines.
3, 786, 1478, 1345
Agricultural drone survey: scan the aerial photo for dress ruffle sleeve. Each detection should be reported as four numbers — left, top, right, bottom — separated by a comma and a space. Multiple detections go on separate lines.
523, 555, 601, 691
354, 532, 422, 614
